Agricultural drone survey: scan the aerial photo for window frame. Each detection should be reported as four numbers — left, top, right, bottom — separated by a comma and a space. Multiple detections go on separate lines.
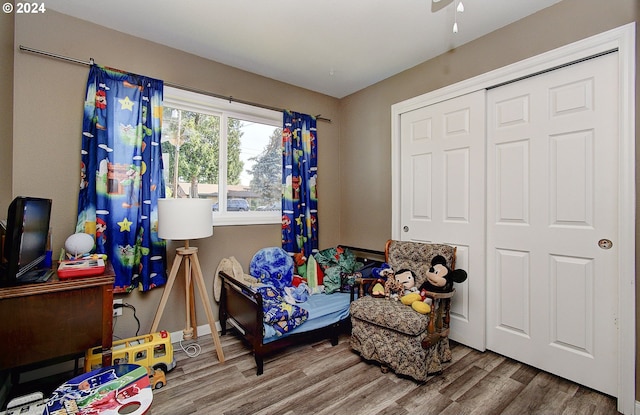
163, 86, 282, 226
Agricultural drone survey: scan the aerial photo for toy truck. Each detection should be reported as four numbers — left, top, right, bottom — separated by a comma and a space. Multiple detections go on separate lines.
85, 330, 176, 374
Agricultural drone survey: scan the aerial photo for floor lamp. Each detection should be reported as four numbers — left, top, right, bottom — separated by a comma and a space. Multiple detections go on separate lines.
150, 198, 224, 363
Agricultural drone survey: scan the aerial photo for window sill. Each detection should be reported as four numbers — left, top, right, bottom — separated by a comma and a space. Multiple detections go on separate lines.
212, 211, 281, 226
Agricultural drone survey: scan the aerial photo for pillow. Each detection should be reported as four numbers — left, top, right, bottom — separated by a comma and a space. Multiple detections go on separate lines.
314, 247, 360, 294
305, 255, 324, 294
323, 267, 342, 294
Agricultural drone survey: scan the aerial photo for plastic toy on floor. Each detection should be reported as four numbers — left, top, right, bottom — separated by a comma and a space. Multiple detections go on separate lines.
0, 392, 46, 415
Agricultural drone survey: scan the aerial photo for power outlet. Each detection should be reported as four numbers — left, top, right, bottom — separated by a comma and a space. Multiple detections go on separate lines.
113, 299, 123, 317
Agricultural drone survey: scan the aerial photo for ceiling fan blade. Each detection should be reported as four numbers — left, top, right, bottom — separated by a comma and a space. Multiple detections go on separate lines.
431, 0, 454, 13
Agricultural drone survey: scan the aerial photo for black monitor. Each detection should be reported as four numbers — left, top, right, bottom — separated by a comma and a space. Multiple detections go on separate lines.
1, 196, 52, 281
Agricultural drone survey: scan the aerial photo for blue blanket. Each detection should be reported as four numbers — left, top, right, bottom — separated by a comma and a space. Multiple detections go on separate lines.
256, 286, 309, 336
263, 291, 351, 343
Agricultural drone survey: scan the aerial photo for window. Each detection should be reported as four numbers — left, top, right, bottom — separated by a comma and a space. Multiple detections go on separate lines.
134, 350, 147, 362
161, 87, 282, 226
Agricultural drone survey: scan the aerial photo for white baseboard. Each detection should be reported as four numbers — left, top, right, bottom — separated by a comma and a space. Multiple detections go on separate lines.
169, 321, 221, 344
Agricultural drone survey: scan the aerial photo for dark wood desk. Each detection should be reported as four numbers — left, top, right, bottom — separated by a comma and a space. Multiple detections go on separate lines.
0, 267, 114, 372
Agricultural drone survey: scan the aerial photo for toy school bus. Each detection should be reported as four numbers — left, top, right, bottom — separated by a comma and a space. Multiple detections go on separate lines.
85, 330, 176, 374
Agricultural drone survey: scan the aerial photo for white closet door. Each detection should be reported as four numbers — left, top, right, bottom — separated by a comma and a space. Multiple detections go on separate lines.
486, 52, 619, 395
399, 90, 486, 350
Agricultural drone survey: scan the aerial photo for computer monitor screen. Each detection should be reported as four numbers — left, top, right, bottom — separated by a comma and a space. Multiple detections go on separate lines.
2, 196, 52, 280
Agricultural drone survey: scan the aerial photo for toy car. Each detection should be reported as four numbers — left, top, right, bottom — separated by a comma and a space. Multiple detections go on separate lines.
148, 367, 167, 390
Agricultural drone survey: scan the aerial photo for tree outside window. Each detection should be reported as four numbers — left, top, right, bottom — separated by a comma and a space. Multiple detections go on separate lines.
161, 87, 282, 225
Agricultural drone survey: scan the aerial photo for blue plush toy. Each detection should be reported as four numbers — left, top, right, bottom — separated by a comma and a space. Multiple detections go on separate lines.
250, 247, 294, 292
373, 262, 395, 280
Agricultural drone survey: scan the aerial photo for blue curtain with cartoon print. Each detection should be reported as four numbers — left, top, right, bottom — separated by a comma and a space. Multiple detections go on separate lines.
75, 65, 167, 293
281, 111, 318, 257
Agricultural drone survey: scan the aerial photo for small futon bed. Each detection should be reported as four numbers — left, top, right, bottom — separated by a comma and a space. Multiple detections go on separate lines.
215, 246, 380, 375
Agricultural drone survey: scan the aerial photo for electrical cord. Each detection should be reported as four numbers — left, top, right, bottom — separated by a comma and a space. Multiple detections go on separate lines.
113, 302, 201, 358
179, 340, 202, 358
113, 302, 141, 336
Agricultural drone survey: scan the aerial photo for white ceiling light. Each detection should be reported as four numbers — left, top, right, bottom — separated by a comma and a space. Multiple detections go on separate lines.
432, 0, 464, 33
453, 0, 464, 33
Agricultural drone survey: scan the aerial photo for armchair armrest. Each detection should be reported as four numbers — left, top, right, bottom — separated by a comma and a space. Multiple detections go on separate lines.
421, 288, 456, 349
353, 277, 380, 299
421, 290, 455, 300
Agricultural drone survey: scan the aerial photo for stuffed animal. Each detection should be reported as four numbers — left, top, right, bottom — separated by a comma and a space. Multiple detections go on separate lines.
292, 252, 307, 279
213, 256, 260, 302
250, 247, 294, 292
394, 268, 426, 313
371, 263, 394, 298
369, 278, 387, 298
400, 291, 431, 314
384, 269, 417, 300
419, 255, 468, 293
372, 263, 394, 280
384, 278, 404, 300
395, 269, 417, 294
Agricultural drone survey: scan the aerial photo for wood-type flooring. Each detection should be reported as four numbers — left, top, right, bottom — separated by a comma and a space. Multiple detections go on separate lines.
150, 330, 620, 415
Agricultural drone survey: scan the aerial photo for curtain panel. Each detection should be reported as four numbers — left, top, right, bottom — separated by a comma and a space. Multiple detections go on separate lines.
281, 111, 318, 257
76, 65, 167, 292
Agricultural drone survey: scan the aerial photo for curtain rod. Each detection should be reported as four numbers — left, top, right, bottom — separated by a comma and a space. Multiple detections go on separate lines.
19, 45, 331, 123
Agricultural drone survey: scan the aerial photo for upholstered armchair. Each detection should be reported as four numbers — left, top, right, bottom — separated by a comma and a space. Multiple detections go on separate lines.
350, 240, 457, 382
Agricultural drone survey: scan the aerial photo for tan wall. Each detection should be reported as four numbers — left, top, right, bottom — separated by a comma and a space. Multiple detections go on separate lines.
338, 0, 638, 400
11, 10, 341, 339
5, 0, 640, 401
0, 12, 14, 212
339, 0, 637, 249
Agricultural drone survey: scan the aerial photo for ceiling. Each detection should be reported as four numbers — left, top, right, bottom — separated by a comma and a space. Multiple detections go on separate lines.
45, 0, 563, 98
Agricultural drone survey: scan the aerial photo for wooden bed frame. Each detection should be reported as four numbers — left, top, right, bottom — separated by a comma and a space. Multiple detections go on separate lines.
218, 246, 384, 376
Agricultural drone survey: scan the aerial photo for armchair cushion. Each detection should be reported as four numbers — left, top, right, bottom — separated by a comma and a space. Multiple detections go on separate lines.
350, 296, 429, 336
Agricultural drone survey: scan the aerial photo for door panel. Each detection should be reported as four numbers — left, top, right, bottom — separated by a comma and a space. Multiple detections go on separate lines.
486, 52, 618, 395
399, 90, 485, 350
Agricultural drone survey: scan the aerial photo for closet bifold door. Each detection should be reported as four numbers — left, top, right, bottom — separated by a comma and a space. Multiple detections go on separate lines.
398, 90, 486, 351
485, 51, 619, 397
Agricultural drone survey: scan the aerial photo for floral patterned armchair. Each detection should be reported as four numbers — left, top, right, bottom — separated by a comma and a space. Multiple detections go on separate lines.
350, 240, 457, 381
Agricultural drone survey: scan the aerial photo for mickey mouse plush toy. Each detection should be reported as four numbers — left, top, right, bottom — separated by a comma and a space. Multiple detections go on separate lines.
401, 255, 467, 314
420, 255, 468, 293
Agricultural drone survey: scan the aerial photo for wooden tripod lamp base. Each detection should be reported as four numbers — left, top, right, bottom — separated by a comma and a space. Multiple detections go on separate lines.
150, 245, 224, 363
153, 197, 224, 363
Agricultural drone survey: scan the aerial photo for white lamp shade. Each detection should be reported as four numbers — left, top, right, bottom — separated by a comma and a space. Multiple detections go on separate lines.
158, 198, 213, 240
